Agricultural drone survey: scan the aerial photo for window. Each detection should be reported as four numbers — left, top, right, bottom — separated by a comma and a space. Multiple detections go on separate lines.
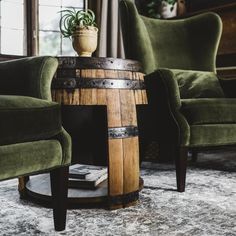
0, 0, 84, 56
38, 0, 83, 56
0, 0, 26, 55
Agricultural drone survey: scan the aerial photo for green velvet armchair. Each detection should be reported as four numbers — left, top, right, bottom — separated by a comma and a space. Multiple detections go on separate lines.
120, 0, 236, 192
0, 56, 72, 231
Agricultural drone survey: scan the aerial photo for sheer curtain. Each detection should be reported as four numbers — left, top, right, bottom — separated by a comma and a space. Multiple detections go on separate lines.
89, 0, 133, 58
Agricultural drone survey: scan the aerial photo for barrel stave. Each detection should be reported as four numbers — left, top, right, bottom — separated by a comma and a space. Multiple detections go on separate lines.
52, 57, 146, 208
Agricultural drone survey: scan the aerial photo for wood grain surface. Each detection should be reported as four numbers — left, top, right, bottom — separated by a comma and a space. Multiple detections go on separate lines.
52, 57, 147, 208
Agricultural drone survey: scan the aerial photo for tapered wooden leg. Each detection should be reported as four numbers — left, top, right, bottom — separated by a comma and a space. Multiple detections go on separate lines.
175, 147, 188, 192
50, 166, 69, 231
18, 176, 29, 199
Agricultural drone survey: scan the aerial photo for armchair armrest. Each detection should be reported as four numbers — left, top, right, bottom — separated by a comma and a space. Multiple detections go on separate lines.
55, 128, 72, 166
144, 69, 190, 146
218, 77, 236, 98
145, 69, 181, 110
0, 56, 58, 101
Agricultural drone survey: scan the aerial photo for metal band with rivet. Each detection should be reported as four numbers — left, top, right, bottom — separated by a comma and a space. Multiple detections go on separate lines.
108, 126, 139, 139
51, 77, 145, 90
57, 57, 142, 72
109, 191, 139, 205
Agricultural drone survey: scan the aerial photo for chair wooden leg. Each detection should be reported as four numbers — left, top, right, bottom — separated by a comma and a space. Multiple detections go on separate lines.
18, 176, 29, 199
175, 147, 188, 192
50, 166, 69, 231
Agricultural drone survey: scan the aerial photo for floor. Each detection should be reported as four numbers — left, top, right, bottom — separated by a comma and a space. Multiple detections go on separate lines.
0, 150, 236, 235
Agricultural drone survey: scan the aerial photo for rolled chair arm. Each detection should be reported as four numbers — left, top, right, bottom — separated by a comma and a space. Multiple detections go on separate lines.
54, 128, 72, 166
145, 69, 181, 111
218, 77, 236, 98
144, 69, 190, 146
0, 56, 58, 100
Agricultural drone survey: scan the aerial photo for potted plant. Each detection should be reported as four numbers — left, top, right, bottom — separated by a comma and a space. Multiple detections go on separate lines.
59, 7, 98, 57
147, 0, 177, 19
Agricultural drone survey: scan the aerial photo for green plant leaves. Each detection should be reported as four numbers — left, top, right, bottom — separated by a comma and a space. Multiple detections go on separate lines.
59, 8, 97, 38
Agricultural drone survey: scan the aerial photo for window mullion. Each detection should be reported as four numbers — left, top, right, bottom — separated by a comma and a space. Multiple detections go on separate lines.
26, 0, 38, 56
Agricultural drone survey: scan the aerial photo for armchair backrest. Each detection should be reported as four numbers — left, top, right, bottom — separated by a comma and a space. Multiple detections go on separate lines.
120, 0, 222, 74
0, 56, 58, 100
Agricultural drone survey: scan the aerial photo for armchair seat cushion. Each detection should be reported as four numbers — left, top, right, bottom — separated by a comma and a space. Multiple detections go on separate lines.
190, 124, 236, 147
0, 140, 63, 181
181, 98, 236, 125
0, 95, 61, 145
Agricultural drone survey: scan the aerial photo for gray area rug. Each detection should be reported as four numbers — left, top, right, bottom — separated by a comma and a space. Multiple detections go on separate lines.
0, 151, 236, 236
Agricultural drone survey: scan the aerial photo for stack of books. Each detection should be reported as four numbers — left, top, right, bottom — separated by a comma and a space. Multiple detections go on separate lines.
68, 164, 107, 189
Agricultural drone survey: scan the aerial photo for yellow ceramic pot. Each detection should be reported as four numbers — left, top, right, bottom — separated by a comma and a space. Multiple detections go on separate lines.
72, 26, 98, 57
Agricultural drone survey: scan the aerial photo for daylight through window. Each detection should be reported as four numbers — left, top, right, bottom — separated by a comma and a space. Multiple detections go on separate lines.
38, 0, 83, 56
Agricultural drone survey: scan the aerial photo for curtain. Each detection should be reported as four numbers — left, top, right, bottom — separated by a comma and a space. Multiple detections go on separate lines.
88, 0, 131, 58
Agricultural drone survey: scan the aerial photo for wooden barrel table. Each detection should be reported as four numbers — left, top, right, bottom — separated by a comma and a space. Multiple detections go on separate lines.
22, 57, 147, 209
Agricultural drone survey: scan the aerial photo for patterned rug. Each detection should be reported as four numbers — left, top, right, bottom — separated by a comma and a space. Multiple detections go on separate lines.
0, 150, 236, 236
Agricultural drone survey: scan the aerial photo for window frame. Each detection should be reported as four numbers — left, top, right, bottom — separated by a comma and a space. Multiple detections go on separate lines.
0, 0, 84, 58
0, 0, 36, 58
26, 0, 38, 56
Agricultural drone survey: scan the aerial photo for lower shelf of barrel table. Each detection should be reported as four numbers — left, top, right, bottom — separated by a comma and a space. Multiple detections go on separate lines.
23, 173, 143, 209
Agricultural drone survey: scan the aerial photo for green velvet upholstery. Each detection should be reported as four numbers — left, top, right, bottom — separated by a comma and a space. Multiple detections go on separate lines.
190, 124, 236, 147
0, 140, 62, 180
55, 128, 72, 166
172, 70, 224, 99
145, 68, 236, 148
144, 69, 190, 147
120, 0, 236, 149
0, 56, 57, 100
0, 56, 71, 231
0, 56, 71, 181
0, 95, 61, 145
120, 0, 236, 192
120, 0, 222, 74
181, 98, 236, 125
